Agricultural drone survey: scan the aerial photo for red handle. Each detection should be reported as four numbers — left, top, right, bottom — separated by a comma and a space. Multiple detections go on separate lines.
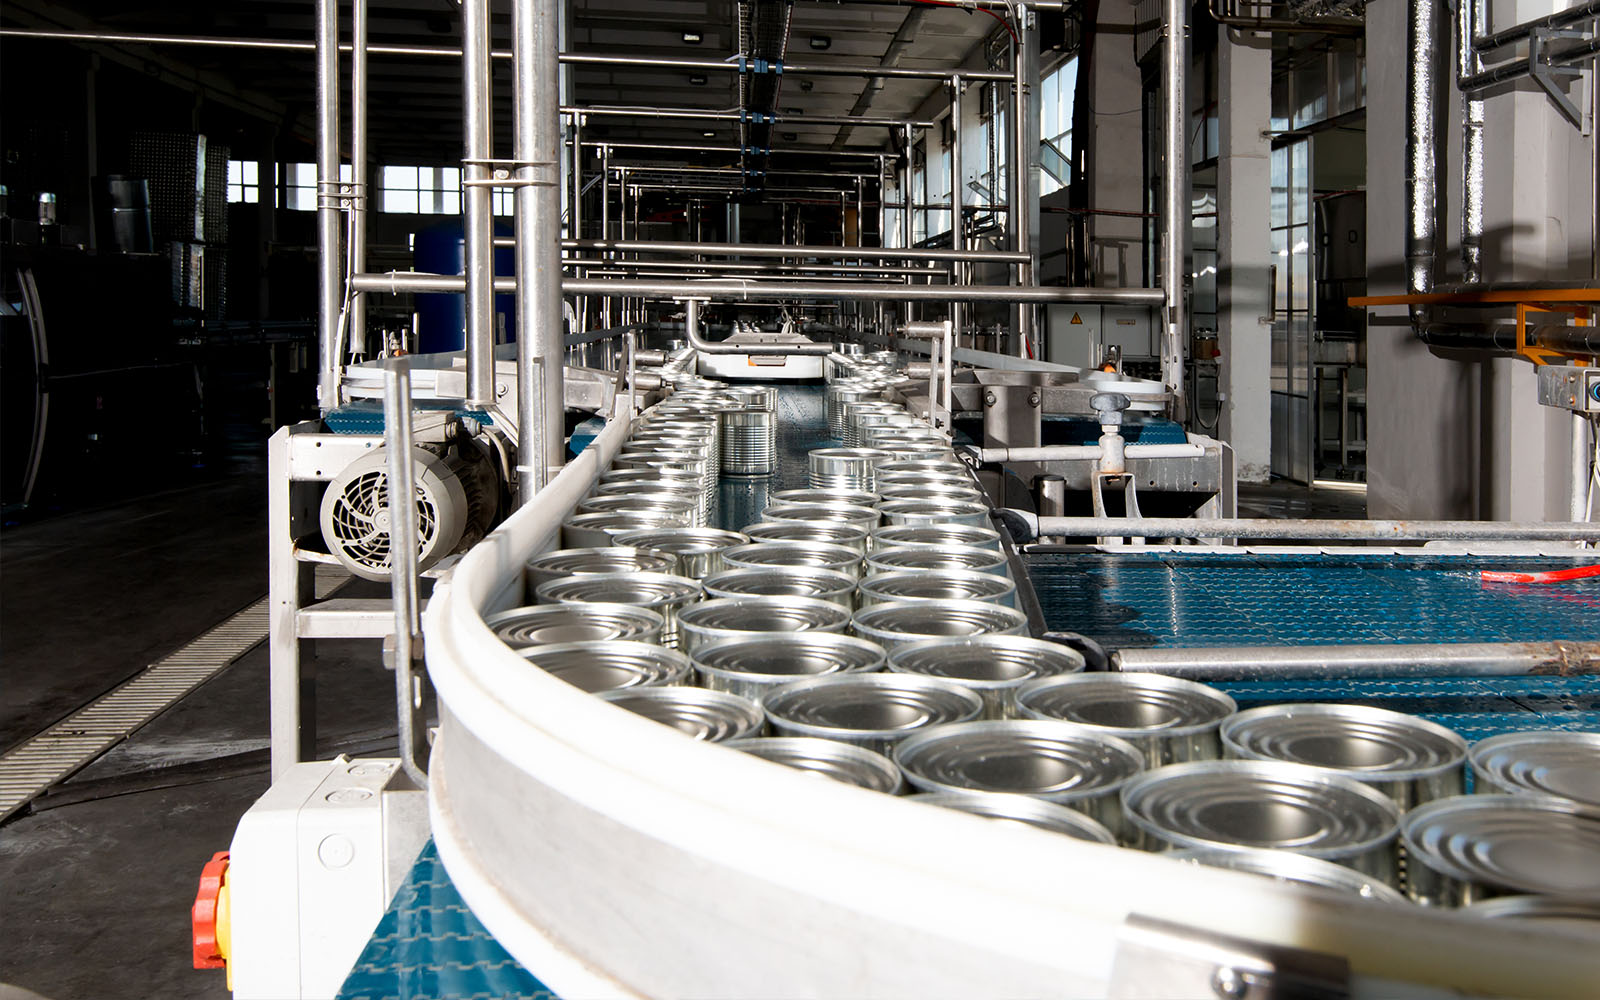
1480, 565, 1600, 585
191, 851, 229, 969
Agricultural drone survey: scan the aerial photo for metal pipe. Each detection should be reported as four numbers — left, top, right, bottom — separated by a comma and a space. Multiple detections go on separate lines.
1160, 0, 1190, 416
1031, 514, 1600, 541
949, 75, 965, 339
581, 138, 886, 159
1419, 321, 1600, 354
682, 299, 832, 355
571, 113, 583, 241
1474, 0, 1600, 52
1113, 641, 1600, 681
1573, 414, 1592, 522
555, 237, 1028, 263
1406, 0, 1446, 321
1012, 7, 1038, 354
352, 270, 1166, 304
314, 0, 342, 411
381, 362, 429, 783
1202, 0, 1364, 36
349, 0, 370, 360
1459, 36, 1600, 92
513, 0, 566, 499
1458, 0, 1485, 286
462, 0, 496, 405
564, 104, 933, 129
977, 443, 1204, 462
901, 123, 916, 252
561, 257, 947, 277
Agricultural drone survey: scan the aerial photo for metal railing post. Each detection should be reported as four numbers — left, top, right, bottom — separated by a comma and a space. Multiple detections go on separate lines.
382, 362, 429, 784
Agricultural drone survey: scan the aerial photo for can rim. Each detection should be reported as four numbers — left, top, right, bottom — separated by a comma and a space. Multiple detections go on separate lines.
1221, 702, 1467, 782
1016, 673, 1237, 738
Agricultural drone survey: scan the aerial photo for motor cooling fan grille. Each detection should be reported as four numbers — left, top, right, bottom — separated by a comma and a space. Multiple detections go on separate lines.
325, 469, 439, 572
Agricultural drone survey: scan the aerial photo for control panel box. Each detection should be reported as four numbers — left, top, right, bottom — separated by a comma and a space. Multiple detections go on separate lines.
1536, 365, 1600, 413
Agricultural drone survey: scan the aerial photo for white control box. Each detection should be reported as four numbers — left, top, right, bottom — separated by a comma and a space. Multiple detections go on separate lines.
227, 757, 429, 1000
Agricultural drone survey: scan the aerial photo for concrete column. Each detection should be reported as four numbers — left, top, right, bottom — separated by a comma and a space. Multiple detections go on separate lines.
1216, 31, 1273, 482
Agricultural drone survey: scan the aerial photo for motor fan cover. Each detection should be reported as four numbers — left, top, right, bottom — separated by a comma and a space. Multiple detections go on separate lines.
319, 446, 470, 581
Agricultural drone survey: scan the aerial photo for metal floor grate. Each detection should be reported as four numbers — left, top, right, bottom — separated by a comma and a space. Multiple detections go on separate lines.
0, 565, 346, 822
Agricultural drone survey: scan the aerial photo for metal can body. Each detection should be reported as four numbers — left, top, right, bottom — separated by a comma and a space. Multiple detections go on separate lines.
762, 673, 983, 757
859, 569, 1017, 609
872, 524, 1004, 553
535, 572, 703, 649
675, 596, 851, 653
762, 501, 881, 531
908, 792, 1116, 844
720, 541, 863, 579
702, 567, 859, 609
518, 640, 691, 693
893, 720, 1144, 841
612, 528, 750, 580
744, 520, 872, 555
889, 636, 1086, 719
1120, 760, 1403, 885
524, 546, 680, 597
1168, 848, 1408, 905
1018, 673, 1236, 768
851, 600, 1027, 652
484, 603, 665, 648
1222, 704, 1467, 810
1401, 794, 1600, 906
877, 499, 992, 529
692, 632, 885, 700
562, 510, 694, 548
726, 737, 902, 794
720, 407, 776, 476
1468, 731, 1600, 808
597, 686, 765, 742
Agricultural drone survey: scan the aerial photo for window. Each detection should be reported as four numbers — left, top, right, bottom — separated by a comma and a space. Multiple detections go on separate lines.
1038, 58, 1077, 196
227, 160, 261, 204
284, 162, 352, 211
381, 165, 462, 215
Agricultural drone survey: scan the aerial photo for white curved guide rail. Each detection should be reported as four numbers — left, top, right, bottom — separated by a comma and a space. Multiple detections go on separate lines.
423, 403, 1596, 1000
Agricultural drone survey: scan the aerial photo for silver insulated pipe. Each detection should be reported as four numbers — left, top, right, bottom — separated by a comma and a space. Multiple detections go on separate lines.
1406, 0, 1448, 310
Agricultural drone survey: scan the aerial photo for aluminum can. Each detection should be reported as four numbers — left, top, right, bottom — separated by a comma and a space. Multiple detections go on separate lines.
524, 546, 679, 597
1019, 673, 1236, 768
726, 737, 901, 793
1222, 703, 1466, 809
720, 407, 776, 476
597, 686, 764, 742
562, 510, 693, 548
1401, 794, 1600, 905
692, 632, 885, 700
1462, 896, 1600, 937
702, 567, 858, 608
484, 602, 664, 648
517, 640, 690, 693
878, 498, 991, 529
675, 596, 850, 653
865, 544, 1011, 577
762, 673, 983, 756
535, 571, 702, 649
859, 569, 1017, 609
720, 541, 863, 579
1469, 731, 1600, 808
772, 487, 880, 508
743, 520, 872, 555
612, 527, 749, 580
762, 501, 881, 530
851, 599, 1027, 651
894, 720, 1144, 840
889, 635, 1085, 719
1121, 760, 1403, 884
1168, 847, 1408, 904
872, 523, 1004, 553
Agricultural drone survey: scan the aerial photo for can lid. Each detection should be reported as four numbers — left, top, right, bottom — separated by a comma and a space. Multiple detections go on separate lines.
1122, 760, 1401, 858
852, 600, 1027, 642
535, 572, 702, 607
763, 673, 983, 740
703, 567, 857, 601
894, 720, 1143, 802
909, 791, 1116, 844
519, 640, 690, 693
597, 687, 764, 743
1402, 794, 1600, 895
525, 547, 677, 578
1017, 673, 1234, 737
873, 524, 1002, 550
890, 635, 1085, 687
1222, 703, 1466, 782
1168, 847, 1408, 904
613, 528, 750, 556
727, 737, 901, 793
1469, 731, 1600, 807
744, 521, 871, 546
694, 632, 885, 680
678, 596, 850, 636
860, 570, 1015, 606
484, 603, 664, 647
722, 541, 862, 572
866, 545, 1008, 574
762, 502, 881, 526
1463, 895, 1600, 937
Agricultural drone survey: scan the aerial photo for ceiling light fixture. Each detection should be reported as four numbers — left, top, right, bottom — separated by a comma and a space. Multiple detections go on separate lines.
702, 131, 717, 138
689, 74, 707, 85
809, 35, 831, 50
682, 31, 704, 44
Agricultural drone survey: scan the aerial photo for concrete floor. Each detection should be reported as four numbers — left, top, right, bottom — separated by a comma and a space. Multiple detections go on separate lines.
0, 473, 399, 1000
0, 468, 1363, 1000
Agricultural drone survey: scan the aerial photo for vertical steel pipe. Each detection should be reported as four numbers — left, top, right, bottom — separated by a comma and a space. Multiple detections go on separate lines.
572, 112, 584, 240
1407, 0, 1446, 302
382, 362, 428, 783
1012, 12, 1038, 353
513, 0, 567, 501
1457, 0, 1485, 284
949, 76, 965, 339
462, 0, 496, 405
600, 145, 611, 239
349, 0, 370, 361
1160, 0, 1190, 415
315, 0, 343, 410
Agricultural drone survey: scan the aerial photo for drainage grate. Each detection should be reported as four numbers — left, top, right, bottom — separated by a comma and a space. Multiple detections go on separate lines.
0, 566, 346, 823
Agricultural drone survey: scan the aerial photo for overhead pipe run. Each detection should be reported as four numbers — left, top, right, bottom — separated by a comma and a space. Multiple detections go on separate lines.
554, 238, 1029, 264
681, 299, 832, 356
1114, 641, 1600, 681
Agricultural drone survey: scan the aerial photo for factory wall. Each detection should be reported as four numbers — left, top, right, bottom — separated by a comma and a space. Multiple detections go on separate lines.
1364, 0, 1595, 520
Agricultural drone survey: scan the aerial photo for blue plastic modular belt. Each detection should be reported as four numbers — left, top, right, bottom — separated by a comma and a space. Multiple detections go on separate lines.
323, 401, 495, 436
1025, 549, 1600, 650
337, 841, 558, 1000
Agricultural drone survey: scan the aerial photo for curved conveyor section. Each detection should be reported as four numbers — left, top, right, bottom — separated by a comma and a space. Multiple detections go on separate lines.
423, 401, 1594, 999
